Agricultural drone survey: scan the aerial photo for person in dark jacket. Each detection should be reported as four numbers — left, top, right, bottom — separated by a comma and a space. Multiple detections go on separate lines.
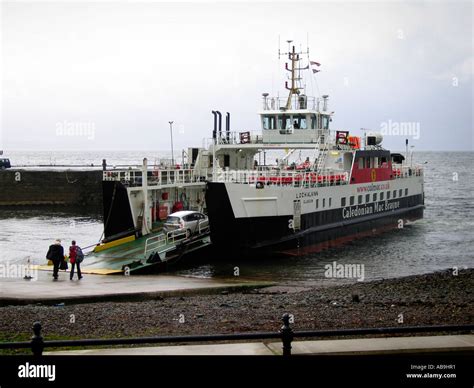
69, 240, 82, 280
46, 239, 64, 280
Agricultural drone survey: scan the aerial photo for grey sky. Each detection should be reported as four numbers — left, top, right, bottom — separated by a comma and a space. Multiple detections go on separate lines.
1, 1, 472, 152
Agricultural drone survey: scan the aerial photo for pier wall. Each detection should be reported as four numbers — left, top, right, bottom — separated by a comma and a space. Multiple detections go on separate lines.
0, 170, 103, 207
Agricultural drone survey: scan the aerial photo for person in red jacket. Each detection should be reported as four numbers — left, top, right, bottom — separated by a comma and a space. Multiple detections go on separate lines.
69, 240, 82, 280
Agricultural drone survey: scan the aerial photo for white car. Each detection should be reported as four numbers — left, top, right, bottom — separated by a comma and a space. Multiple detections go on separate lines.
163, 210, 209, 237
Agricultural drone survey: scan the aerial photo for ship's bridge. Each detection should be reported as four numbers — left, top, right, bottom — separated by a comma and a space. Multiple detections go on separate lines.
259, 93, 333, 144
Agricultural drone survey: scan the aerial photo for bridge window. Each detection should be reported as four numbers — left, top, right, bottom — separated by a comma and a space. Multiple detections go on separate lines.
263, 116, 276, 130
399, 189, 403, 197
329, 197, 332, 207
373, 193, 377, 201
311, 115, 317, 129
322, 115, 330, 129
323, 198, 326, 208
393, 190, 397, 198
350, 196, 354, 206
405, 188, 408, 196
387, 191, 391, 200
341, 197, 346, 207
316, 199, 319, 209
366, 194, 370, 203
380, 192, 384, 201
292, 115, 307, 129
358, 195, 363, 204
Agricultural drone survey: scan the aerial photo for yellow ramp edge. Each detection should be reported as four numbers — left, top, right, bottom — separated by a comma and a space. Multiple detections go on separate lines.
93, 235, 136, 253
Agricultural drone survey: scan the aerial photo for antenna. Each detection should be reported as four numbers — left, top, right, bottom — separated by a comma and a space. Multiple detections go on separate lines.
280, 40, 309, 109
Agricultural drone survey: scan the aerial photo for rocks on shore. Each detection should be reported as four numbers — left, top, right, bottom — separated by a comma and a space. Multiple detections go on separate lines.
0, 268, 472, 341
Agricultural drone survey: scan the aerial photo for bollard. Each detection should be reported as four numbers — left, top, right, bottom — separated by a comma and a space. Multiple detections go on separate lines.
280, 313, 294, 356
31, 322, 44, 356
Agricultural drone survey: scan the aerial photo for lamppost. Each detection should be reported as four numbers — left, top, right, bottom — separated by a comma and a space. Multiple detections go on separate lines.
169, 121, 174, 166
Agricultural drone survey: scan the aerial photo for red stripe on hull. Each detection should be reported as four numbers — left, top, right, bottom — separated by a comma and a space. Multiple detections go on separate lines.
279, 216, 421, 257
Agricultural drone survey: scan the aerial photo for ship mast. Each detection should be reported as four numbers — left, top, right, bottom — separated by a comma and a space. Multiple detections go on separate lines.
279, 40, 309, 110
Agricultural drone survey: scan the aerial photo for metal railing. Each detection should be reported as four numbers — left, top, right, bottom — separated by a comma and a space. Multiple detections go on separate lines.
1, 316, 472, 356
392, 165, 423, 179
143, 230, 187, 259
261, 96, 321, 111
214, 169, 349, 188
143, 220, 210, 259
103, 168, 205, 187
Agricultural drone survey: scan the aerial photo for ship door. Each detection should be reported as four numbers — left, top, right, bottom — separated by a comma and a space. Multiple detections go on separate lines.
293, 200, 301, 231
224, 154, 230, 168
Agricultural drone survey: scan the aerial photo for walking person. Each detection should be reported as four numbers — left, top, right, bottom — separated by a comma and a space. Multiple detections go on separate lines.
69, 240, 83, 280
46, 239, 64, 281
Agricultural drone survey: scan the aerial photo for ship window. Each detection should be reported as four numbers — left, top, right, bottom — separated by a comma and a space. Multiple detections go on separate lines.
323, 198, 326, 208
405, 188, 408, 196
366, 194, 370, 203
316, 199, 319, 209
341, 197, 346, 207
292, 115, 307, 130
380, 192, 384, 201
380, 157, 389, 168
311, 115, 317, 129
278, 115, 287, 130
329, 198, 332, 207
322, 115, 330, 129
373, 193, 377, 202
350, 196, 354, 206
399, 189, 403, 197
393, 190, 396, 198
358, 195, 363, 204
387, 191, 391, 200
263, 116, 276, 130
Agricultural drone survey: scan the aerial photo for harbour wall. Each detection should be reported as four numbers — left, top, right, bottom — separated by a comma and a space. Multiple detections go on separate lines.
0, 169, 103, 207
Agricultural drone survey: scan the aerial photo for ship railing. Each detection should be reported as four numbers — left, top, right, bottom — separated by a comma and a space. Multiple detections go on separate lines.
202, 132, 264, 147
103, 168, 204, 187
143, 229, 188, 259
392, 165, 424, 180
214, 169, 349, 188
261, 96, 321, 111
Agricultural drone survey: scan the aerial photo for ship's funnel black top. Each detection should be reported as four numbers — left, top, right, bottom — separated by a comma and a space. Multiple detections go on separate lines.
226, 112, 230, 141
211, 111, 217, 139
216, 111, 222, 137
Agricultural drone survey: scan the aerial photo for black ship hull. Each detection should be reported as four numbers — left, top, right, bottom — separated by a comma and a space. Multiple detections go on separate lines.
205, 182, 424, 256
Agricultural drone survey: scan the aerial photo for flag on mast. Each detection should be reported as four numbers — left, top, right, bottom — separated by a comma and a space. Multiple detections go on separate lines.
310, 61, 321, 66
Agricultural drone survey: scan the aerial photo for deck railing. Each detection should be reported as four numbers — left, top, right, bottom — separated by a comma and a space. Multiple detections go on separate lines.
143, 220, 210, 260
214, 169, 349, 188
392, 165, 423, 179
103, 168, 206, 187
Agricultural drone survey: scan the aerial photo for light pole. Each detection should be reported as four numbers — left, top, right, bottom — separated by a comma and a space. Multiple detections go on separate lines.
169, 121, 174, 166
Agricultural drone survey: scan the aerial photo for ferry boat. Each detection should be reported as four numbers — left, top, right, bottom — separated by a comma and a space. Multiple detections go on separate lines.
202, 42, 425, 256
100, 41, 424, 261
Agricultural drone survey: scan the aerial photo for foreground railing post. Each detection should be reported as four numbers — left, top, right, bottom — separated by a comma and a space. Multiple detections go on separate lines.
31, 322, 44, 356
280, 313, 294, 356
